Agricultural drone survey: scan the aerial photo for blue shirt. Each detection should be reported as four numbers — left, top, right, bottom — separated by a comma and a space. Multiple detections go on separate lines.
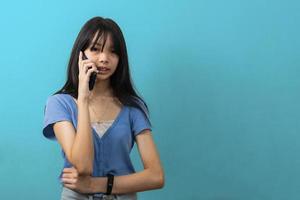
43, 93, 152, 180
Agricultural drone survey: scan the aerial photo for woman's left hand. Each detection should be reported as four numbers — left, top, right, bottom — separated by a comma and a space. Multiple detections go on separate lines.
61, 167, 93, 194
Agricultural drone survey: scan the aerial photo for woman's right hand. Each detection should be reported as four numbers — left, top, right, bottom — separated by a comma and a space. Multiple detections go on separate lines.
77, 51, 99, 101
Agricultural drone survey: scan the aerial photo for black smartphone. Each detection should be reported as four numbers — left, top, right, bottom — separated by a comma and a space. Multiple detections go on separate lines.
82, 51, 97, 91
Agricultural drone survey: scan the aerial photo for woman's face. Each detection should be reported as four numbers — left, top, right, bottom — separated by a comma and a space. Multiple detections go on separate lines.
84, 32, 119, 80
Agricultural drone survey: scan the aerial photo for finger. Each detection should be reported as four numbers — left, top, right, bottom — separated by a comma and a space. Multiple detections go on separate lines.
63, 168, 77, 174
61, 177, 76, 184
78, 51, 88, 71
79, 61, 93, 73
62, 172, 78, 178
79, 51, 82, 63
64, 183, 75, 190
84, 63, 98, 74
78, 52, 83, 71
87, 66, 99, 76
79, 60, 97, 74
62, 173, 73, 179
63, 167, 76, 173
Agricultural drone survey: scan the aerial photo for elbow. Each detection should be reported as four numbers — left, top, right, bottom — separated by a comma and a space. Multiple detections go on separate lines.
68, 156, 93, 175
157, 172, 165, 189
73, 157, 93, 175
151, 168, 165, 189
76, 165, 93, 176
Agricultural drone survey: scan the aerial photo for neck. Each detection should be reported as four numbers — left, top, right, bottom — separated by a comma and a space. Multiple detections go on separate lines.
90, 79, 114, 98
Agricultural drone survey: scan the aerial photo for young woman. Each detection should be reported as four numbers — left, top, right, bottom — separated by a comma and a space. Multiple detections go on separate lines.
43, 16, 164, 200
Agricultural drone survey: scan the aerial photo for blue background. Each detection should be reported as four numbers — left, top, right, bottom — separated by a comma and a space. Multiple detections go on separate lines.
0, 0, 299, 199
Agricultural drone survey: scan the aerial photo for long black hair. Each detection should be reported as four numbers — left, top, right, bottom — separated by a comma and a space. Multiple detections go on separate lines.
54, 16, 151, 126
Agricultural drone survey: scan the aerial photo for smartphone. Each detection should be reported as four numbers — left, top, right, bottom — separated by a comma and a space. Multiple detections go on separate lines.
82, 51, 97, 91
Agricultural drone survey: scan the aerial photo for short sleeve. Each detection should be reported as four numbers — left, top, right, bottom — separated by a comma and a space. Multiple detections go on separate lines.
130, 106, 152, 137
43, 95, 72, 140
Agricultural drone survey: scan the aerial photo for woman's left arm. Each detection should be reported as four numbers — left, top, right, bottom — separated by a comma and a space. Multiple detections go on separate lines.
62, 129, 165, 194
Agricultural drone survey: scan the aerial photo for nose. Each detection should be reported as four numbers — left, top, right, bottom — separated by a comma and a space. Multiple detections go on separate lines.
98, 52, 109, 64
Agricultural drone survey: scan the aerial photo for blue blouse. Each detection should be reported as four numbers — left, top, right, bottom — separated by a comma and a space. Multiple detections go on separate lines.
42, 93, 152, 181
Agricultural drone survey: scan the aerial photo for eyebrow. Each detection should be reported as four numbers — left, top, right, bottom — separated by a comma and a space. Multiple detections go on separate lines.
94, 43, 103, 46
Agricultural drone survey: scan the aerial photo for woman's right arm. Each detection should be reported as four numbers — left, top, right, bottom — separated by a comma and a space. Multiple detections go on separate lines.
53, 51, 98, 175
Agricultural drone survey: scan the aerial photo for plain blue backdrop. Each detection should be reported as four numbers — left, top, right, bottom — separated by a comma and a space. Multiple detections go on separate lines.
0, 0, 299, 199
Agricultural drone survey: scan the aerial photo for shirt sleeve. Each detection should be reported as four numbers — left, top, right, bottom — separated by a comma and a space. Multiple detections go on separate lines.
130, 106, 152, 137
43, 95, 72, 140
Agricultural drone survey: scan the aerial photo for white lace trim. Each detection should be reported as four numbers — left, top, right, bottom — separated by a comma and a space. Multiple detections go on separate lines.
91, 120, 114, 138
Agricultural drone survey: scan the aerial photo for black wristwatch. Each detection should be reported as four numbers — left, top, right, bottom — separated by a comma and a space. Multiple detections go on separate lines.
106, 173, 114, 195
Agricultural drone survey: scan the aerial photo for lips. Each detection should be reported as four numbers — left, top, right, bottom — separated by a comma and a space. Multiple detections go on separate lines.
96, 66, 110, 74
97, 67, 110, 71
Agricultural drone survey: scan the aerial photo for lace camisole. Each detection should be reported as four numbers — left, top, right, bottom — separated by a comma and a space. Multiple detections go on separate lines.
91, 120, 115, 138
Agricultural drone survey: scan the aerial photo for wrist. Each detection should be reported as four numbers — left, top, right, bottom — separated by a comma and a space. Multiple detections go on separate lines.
90, 177, 107, 193
106, 174, 114, 195
78, 96, 89, 104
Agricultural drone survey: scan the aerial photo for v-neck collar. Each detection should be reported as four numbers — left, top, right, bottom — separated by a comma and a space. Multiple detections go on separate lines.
67, 94, 125, 140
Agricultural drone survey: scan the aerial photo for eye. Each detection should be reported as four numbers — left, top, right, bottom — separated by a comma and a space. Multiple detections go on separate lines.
91, 47, 100, 51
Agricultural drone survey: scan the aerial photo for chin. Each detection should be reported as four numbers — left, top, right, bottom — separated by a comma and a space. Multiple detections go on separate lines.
96, 73, 111, 80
